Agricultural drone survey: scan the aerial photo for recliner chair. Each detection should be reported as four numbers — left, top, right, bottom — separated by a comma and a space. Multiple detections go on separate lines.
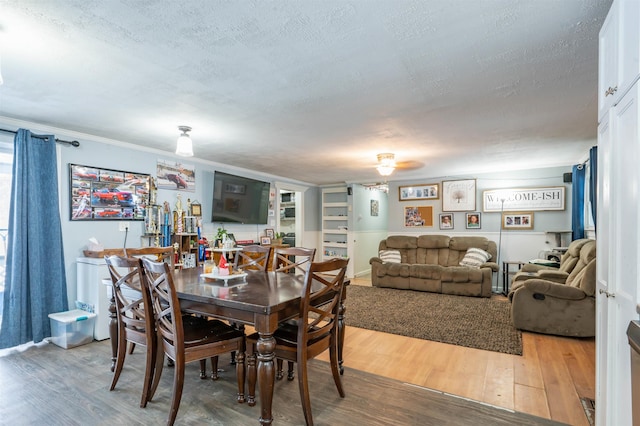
509, 251, 596, 337
511, 238, 595, 285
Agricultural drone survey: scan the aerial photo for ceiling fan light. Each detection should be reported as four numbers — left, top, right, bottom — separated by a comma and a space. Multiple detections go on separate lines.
176, 126, 194, 157
376, 153, 396, 176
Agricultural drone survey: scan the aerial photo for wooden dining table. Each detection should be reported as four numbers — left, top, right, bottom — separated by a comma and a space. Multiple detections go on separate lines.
107, 265, 348, 425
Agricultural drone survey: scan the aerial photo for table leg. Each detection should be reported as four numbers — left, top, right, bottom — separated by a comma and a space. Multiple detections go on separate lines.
256, 332, 276, 426
337, 299, 346, 375
108, 291, 118, 372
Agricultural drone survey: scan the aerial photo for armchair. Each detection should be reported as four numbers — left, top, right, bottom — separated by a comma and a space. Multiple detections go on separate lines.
509, 257, 596, 337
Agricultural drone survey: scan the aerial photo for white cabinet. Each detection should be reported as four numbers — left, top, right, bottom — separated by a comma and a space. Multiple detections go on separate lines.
76, 257, 111, 340
596, 2, 640, 422
321, 186, 353, 277
598, 0, 640, 122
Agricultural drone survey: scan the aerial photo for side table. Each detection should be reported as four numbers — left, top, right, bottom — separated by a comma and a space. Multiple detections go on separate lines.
502, 261, 525, 296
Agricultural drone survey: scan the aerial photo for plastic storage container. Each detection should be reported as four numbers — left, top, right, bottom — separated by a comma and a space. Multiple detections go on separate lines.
48, 309, 97, 349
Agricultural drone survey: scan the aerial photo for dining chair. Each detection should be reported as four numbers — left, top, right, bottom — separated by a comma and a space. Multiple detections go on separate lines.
104, 255, 162, 408
140, 258, 246, 426
246, 257, 349, 426
271, 246, 316, 275
233, 244, 272, 271
271, 247, 316, 379
125, 246, 175, 269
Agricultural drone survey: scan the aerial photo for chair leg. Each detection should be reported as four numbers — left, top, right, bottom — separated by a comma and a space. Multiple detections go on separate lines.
287, 361, 295, 381
235, 348, 245, 403
199, 359, 207, 379
276, 359, 283, 380
329, 341, 345, 398
128, 342, 136, 355
109, 329, 127, 391
148, 341, 164, 402
140, 341, 155, 408
167, 358, 186, 426
297, 354, 314, 426
247, 353, 256, 407
211, 356, 219, 380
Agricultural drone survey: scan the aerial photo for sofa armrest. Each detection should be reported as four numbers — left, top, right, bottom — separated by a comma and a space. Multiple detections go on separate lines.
520, 263, 555, 273
482, 261, 499, 272
536, 270, 569, 283
523, 279, 587, 300
370, 257, 382, 265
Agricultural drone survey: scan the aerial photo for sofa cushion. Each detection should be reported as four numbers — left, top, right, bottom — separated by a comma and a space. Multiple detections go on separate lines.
459, 247, 492, 268
379, 249, 401, 263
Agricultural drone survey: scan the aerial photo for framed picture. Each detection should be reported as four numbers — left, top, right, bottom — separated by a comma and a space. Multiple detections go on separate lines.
370, 200, 379, 216
156, 159, 195, 192
443, 179, 476, 211
466, 212, 481, 229
69, 163, 150, 221
265, 228, 275, 239
404, 206, 433, 227
191, 202, 202, 217
260, 236, 272, 245
439, 213, 454, 230
502, 211, 534, 229
399, 183, 439, 201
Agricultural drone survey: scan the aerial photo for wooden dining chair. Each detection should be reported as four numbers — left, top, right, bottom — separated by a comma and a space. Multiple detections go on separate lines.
125, 246, 175, 269
105, 255, 163, 408
271, 246, 316, 378
271, 246, 316, 275
140, 258, 246, 426
233, 244, 272, 271
246, 258, 349, 426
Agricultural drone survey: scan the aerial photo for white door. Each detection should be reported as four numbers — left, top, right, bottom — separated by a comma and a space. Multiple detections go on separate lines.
597, 81, 640, 426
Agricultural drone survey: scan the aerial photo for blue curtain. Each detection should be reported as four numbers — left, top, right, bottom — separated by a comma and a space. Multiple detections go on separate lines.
0, 129, 68, 349
589, 146, 597, 232
572, 164, 586, 240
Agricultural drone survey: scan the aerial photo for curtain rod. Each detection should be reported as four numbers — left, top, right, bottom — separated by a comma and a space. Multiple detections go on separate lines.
0, 128, 80, 147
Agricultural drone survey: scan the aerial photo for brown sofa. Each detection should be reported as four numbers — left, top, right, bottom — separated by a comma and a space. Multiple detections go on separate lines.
369, 235, 498, 298
508, 239, 596, 337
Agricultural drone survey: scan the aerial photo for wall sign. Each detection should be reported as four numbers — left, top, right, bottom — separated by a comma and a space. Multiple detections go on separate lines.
483, 187, 565, 212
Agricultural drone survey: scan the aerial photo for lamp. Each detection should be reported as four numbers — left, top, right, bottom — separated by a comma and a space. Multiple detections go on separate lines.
175, 126, 193, 157
376, 153, 396, 176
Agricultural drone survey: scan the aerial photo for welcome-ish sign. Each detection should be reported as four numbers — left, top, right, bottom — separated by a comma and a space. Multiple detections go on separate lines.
483, 187, 565, 212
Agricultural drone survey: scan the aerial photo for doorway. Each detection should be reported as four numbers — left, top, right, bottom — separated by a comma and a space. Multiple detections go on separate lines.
275, 182, 305, 249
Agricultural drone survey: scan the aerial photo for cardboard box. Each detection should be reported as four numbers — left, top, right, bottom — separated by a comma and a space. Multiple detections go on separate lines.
48, 309, 97, 349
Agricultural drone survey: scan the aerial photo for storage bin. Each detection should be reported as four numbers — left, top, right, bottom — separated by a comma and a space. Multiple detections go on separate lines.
48, 309, 97, 349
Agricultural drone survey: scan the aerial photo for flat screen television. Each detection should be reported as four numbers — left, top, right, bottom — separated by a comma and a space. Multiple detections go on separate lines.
211, 171, 270, 224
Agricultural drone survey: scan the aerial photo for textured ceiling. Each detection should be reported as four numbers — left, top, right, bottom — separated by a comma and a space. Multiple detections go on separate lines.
0, 0, 612, 185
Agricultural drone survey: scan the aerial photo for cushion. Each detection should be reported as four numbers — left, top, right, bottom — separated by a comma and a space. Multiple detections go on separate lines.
379, 249, 401, 263
459, 247, 492, 268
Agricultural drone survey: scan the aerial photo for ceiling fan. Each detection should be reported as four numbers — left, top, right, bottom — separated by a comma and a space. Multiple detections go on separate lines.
375, 153, 423, 176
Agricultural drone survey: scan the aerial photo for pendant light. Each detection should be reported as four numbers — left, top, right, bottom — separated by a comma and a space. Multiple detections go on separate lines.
176, 126, 194, 157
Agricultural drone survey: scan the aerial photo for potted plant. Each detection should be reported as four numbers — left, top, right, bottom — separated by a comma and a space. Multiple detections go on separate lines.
215, 227, 228, 248
273, 232, 285, 245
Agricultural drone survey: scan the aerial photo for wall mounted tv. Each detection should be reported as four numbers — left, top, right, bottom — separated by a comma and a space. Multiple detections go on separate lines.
211, 171, 270, 224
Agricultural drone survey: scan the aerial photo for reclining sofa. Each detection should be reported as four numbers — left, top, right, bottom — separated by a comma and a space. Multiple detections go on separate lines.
369, 235, 498, 298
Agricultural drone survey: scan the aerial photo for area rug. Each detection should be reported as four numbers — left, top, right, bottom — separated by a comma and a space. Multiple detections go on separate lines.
345, 285, 523, 355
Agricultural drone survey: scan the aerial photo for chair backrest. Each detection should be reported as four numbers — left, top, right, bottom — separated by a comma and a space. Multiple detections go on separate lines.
558, 239, 592, 274
299, 258, 349, 347
126, 246, 175, 269
566, 240, 596, 286
272, 247, 316, 275
140, 258, 184, 355
104, 255, 153, 339
234, 245, 272, 271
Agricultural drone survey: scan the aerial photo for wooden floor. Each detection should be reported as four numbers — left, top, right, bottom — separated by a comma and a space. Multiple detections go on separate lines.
315, 277, 596, 426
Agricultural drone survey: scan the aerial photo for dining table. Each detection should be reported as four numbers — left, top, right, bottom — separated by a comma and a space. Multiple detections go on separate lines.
108, 265, 348, 425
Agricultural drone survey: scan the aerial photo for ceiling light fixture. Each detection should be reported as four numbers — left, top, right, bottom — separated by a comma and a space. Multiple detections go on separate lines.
175, 125, 193, 157
376, 153, 396, 176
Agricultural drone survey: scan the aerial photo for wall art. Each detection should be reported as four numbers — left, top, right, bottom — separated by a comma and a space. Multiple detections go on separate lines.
404, 206, 433, 227
442, 179, 476, 211
156, 159, 195, 192
399, 183, 439, 201
69, 163, 150, 221
483, 187, 565, 212
502, 212, 534, 229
